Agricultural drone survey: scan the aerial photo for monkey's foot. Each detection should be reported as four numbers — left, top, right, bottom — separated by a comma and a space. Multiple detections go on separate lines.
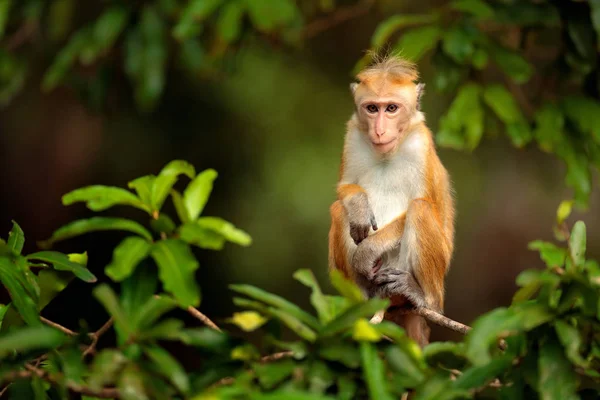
373, 269, 427, 309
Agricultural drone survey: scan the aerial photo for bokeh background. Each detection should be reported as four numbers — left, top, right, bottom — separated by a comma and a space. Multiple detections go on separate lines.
1, 0, 599, 347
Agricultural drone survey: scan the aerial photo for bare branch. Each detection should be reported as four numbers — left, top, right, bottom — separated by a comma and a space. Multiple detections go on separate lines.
407, 307, 472, 335
260, 351, 293, 363
302, 0, 376, 39
41, 317, 78, 336
187, 306, 221, 331
83, 318, 114, 357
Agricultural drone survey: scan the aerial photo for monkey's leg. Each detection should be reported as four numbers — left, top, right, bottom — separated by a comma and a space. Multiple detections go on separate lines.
328, 201, 350, 277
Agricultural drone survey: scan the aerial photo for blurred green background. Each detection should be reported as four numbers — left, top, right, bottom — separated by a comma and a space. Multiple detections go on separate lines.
1, 0, 599, 344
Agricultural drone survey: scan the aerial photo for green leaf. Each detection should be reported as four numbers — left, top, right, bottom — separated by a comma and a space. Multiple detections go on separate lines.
196, 217, 251, 246
591, 0, 600, 49
394, 26, 442, 63
170, 189, 191, 224
361, 342, 393, 400
0, 258, 40, 325
80, 6, 128, 64
183, 168, 217, 221
128, 175, 155, 207
528, 240, 567, 268
329, 269, 364, 303
253, 358, 296, 390
152, 160, 196, 211
118, 364, 148, 400
561, 96, 600, 144
62, 185, 149, 213
229, 311, 268, 332
106, 237, 151, 282
450, 0, 493, 19
386, 346, 425, 384
352, 318, 382, 342
556, 200, 573, 225
371, 14, 439, 48
145, 345, 190, 393
42, 28, 90, 91
538, 339, 578, 400
176, 328, 230, 351
229, 284, 319, 330
483, 84, 531, 146
0, 325, 65, 359
150, 213, 176, 236
150, 239, 200, 307
7, 220, 25, 255
0, 0, 11, 39
318, 340, 361, 368
453, 355, 512, 390
139, 318, 184, 340
37, 269, 74, 311
250, 393, 335, 400
27, 251, 96, 283
121, 266, 158, 322
40, 217, 153, 247
569, 221, 586, 268
320, 298, 389, 338
93, 284, 132, 338
173, 0, 223, 40
293, 269, 332, 324
245, 0, 298, 33
423, 341, 467, 370
442, 26, 475, 64
132, 295, 177, 331
489, 45, 533, 84
179, 222, 226, 250
0, 303, 9, 329
88, 349, 127, 390
216, 1, 246, 44
554, 320, 586, 367
437, 83, 483, 151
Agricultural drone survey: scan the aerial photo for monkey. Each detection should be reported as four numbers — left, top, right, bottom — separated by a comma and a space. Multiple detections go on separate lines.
328, 54, 455, 347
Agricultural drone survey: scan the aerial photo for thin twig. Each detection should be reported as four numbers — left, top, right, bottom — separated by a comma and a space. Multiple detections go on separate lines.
302, 0, 376, 39
41, 317, 77, 336
83, 318, 114, 357
404, 307, 472, 335
187, 306, 221, 331
260, 351, 293, 363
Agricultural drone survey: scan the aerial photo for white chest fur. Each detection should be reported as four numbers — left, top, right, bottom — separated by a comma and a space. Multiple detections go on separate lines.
342, 127, 427, 228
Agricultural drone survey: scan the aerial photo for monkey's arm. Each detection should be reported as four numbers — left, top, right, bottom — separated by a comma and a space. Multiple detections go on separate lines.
337, 183, 378, 244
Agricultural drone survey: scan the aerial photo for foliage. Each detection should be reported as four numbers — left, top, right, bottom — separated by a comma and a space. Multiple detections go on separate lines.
0, 160, 599, 399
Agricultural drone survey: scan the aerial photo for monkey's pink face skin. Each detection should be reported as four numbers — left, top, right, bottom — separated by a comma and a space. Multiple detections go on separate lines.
358, 96, 412, 155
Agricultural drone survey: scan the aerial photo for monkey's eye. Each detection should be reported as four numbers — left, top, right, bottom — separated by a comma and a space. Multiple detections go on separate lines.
386, 104, 399, 112
366, 104, 378, 113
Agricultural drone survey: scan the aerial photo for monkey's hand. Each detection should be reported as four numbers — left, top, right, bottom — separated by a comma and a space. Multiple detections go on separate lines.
343, 192, 378, 244
352, 235, 384, 280
373, 268, 427, 309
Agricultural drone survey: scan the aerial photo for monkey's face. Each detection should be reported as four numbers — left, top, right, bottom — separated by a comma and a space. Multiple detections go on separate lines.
353, 81, 417, 155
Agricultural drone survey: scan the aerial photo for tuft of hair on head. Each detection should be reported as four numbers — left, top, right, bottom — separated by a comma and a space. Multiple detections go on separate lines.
356, 51, 419, 85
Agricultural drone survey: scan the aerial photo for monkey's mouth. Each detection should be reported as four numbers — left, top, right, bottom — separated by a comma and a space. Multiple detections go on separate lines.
372, 137, 397, 151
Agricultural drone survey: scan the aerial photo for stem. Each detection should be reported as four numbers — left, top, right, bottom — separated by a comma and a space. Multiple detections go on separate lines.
187, 306, 222, 331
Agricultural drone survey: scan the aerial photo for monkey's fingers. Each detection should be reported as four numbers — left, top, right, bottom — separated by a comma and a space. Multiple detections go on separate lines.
370, 215, 378, 231
350, 224, 368, 244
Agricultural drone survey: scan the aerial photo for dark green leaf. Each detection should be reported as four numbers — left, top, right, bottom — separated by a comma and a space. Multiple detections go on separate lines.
538, 339, 578, 400
253, 358, 296, 390
151, 239, 200, 307
121, 266, 158, 321
173, 0, 223, 40
176, 328, 230, 351
105, 237, 151, 282
269, 308, 317, 342
318, 340, 361, 368
386, 346, 426, 384
150, 213, 176, 236
132, 294, 177, 331
229, 284, 319, 330
250, 393, 335, 400
196, 217, 251, 246
566, 14, 596, 60
453, 355, 512, 390
483, 84, 531, 146
42, 28, 90, 91
245, 0, 298, 33
93, 284, 132, 338
450, 0, 493, 19
0, 0, 11, 39
561, 96, 600, 144
437, 83, 483, 151
423, 342, 467, 370
88, 349, 127, 390
371, 14, 439, 48
40, 217, 153, 247
80, 6, 128, 64
293, 269, 332, 324
534, 103, 565, 153
0, 303, 9, 329
7, 220, 24, 255
139, 318, 184, 340
27, 251, 96, 283
62, 185, 149, 213
183, 168, 217, 221
37, 270, 74, 311
179, 222, 226, 250
320, 298, 389, 338
442, 26, 475, 64
0, 258, 40, 325
145, 345, 190, 393
0, 325, 65, 359
361, 342, 393, 400
528, 240, 567, 268
337, 375, 357, 400
489, 45, 533, 84
152, 160, 196, 211
216, 1, 246, 43
591, 0, 600, 48
394, 26, 442, 62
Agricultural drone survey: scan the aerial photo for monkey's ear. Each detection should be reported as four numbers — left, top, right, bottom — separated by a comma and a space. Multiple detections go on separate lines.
350, 82, 359, 94
416, 82, 425, 111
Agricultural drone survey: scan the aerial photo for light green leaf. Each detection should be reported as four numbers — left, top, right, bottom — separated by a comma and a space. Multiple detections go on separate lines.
216, 1, 246, 44
250, 393, 335, 400
118, 364, 148, 400
88, 349, 127, 390
37, 269, 74, 311
556, 200, 573, 225
450, 0, 493, 19
196, 217, 251, 246
171, 189, 191, 224
538, 340, 578, 400
320, 298, 389, 338
352, 318, 382, 342
555, 320, 586, 367
62, 185, 149, 213
437, 83, 483, 151
394, 26, 442, 63
0, 325, 65, 359
151, 239, 200, 307
7, 220, 24, 255
128, 175, 155, 207
361, 342, 393, 400
152, 160, 196, 211
27, 251, 96, 283
179, 222, 226, 250
528, 240, 567, 268
93, 284, 132, 338
569, 221, 586, 267
293, 269, 333, 324
183, 168, 217, 221
229, 311, 268, 332
387, 345, 426, 384
105, 237, 151, 282
173, 0, 223, 40
483, 84, 531, 146
145, 345, 190, 394
371, 14, 439, 48
80, 6, 128, 64
42, 28, 90, 91
329, 269, 364, 303
0, 258, 40, 326
0, 0, 11, 39
533, 103, 565, 153
453, 355, 513, 390
229, 284, 319, 330
139, 318, 184, 340
0, 303, 9, 330
40, 217, 153, 247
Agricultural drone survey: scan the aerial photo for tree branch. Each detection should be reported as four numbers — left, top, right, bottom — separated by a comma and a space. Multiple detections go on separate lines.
187, 306, 221, 331
83, 318, 114, 357
404, 307, 472, 335
41, 317, 77, 336
302, 0, 376, 39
